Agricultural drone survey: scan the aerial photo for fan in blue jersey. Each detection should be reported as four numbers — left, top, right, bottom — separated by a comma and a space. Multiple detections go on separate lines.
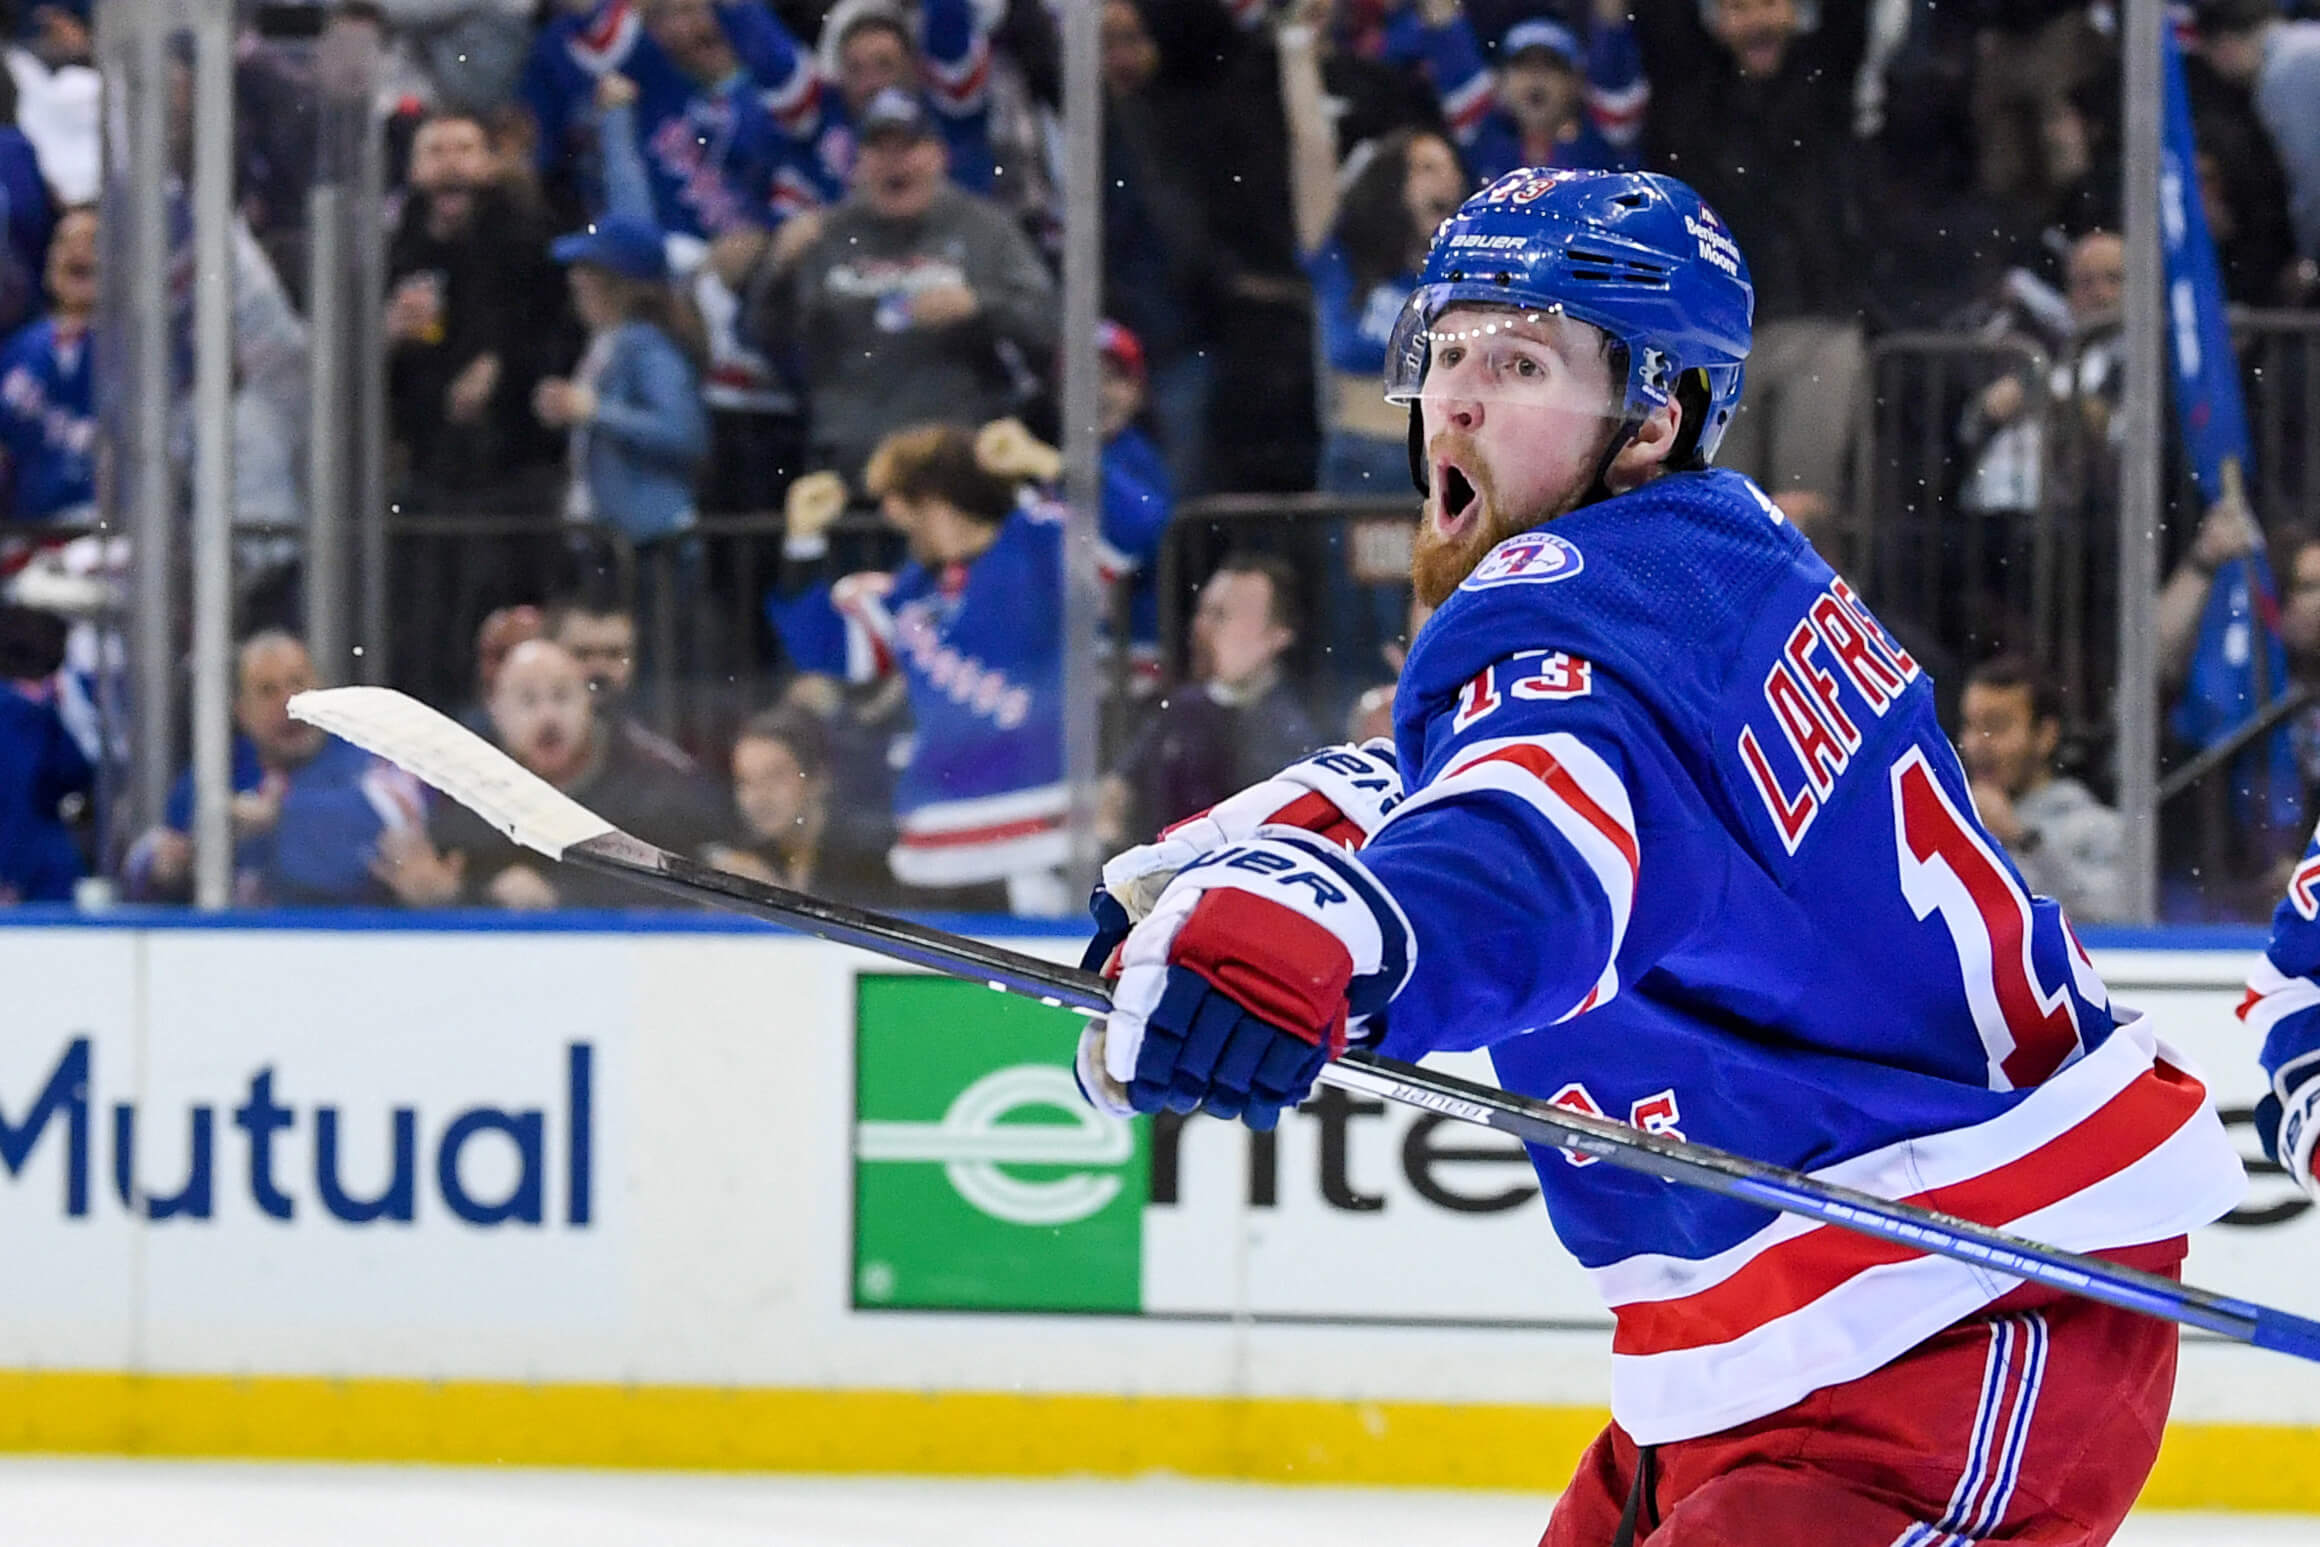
766, 423, 1072, 917
522, 0, 819, 239
783, 0, 999, 205
0, 208, 96, 524
1076, 169, 2243, 1545
1385, 3, 1647, 185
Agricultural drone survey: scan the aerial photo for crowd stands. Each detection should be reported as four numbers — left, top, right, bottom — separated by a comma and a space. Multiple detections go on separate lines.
2, 0, 2320, 922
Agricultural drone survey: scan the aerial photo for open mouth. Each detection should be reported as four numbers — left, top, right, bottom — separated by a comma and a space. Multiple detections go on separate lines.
1434, 459, 1479, 537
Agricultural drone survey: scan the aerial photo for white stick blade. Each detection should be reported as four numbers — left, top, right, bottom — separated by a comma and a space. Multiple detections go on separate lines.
288, 686, 615, 859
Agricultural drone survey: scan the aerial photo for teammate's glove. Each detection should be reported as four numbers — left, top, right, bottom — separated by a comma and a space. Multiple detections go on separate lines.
2256, 1059, 2320, 1200
1079, 740, 1403, 976
1075, 827, 1415, 1129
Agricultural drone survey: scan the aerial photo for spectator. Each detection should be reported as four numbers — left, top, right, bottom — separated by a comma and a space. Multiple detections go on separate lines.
592, 63, 805, 519
1957, 653, 2126, 923
1952, 231, 2127, 659
124, 631, 430, 908
374, 0, 539, 114
0, 601, 89, 904
706, 705, 896, 905
746, 89, 1056, 483
534, 210, 710, 546
1101, 553, 1323, 845
0, 59, 53, 339
5, 3, 96, 206
1965, 2, 2105, 213
2275, 526, 2320, 819
1282, 26, 1466, 497
1129, 1, 1316, 495
521, 0, 819, 234
764, 423, 1071, 914
2156, 482, 2265, 700
2197, 0, 2320, 265
455, 603, 544, 735
792, 0, 1000, 200
1392, 0, 1646, 186
1095, 0, 1227, 495
542, 586, 700, 773
0, 202, 92, 523
379, 637, 724, 909
973, 324, 1175, 686
387, 109, 569, 514
1629, 0, 1872, 507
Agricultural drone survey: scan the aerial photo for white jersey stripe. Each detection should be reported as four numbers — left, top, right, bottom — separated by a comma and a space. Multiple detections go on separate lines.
1606, 1103, 2240, 1444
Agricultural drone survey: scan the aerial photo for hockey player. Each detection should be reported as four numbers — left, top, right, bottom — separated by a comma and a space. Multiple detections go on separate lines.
1079, 170, 2245, 1544
2238, 829, 2320, 1209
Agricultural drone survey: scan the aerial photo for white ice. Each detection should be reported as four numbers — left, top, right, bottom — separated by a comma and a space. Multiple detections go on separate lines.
2, 1459, 2315, 1546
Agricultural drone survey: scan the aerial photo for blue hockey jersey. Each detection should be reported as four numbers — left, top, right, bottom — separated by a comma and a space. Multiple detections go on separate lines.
525, 0, 820, 239
2239, 827, 2320, 1171
1358, 467, 2243, 1444
1388, 11, 1646, 185
783, 0, 997, 204
1102, 424, 1173, 672
0, 317, 95, 521
0, 675, 93, 903
787, 503, 1067, 889
156, 734, 428, 907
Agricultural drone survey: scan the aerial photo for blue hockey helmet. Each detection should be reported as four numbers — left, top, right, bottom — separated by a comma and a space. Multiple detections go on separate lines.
1384, 169, 1754, 466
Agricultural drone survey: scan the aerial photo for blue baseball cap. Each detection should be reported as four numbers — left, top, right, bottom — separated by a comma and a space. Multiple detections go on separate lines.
550, 213, 669, 283
1500, 18, 1581, 66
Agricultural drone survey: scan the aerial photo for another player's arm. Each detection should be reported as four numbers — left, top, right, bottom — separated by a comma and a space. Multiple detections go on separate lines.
2245, 824, 2320, 1199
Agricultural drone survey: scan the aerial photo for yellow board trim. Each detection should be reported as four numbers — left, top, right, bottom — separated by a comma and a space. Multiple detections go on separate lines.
0, 1372, 2310, 1511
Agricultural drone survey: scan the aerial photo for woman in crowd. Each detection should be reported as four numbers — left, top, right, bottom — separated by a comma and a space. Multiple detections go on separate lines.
706, 705, 894, 908
533, 211, 710, 550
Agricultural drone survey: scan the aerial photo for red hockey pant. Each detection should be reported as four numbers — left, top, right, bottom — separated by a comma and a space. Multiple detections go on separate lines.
1542, 1244, 2184, 1547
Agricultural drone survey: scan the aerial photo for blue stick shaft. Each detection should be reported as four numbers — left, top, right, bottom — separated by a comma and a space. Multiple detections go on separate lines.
573, 836, 2320, 1363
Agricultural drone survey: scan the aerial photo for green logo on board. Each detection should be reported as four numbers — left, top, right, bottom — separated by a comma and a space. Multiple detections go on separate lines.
852, 974, 1147, 1312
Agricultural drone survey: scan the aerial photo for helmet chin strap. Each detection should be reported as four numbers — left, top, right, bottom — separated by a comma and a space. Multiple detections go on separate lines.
1574, 416, 1643, 512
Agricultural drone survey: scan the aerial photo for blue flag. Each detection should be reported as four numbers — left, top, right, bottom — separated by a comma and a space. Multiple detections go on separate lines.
2159, 22, 2300, 834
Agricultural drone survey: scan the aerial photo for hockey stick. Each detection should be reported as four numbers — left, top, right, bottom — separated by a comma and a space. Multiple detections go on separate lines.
291, 685, 2320, 1363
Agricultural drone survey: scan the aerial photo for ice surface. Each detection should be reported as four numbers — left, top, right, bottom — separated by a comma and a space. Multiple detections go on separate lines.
1, 1459, 2314, 1546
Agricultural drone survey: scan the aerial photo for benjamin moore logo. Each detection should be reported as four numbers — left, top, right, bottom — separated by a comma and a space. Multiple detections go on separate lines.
852, 976, 1146, 1313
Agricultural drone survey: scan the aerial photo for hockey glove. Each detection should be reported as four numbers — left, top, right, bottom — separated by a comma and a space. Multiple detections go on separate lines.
2256, 1056, 2320, 1201
1075, 827, 1415, 1130
1080, 739, 1403, 975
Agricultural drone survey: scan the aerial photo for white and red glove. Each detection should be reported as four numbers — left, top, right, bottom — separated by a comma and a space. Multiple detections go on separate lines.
1074, 826, 1415, 1129
1086, 740, 1403, 969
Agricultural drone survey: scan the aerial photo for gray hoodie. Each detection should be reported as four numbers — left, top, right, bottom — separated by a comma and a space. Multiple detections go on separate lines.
767, 185, 1058, 479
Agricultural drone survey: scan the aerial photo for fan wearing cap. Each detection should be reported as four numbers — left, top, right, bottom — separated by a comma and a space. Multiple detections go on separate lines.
534, 212, 709, 546
1391, 0, 1645, 186
521, 0, 819, 239
765, 0, 1000, 206
743, 86, 1057, 484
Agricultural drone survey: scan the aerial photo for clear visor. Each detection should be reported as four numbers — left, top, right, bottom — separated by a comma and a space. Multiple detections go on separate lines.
1381, 293, 1624, 421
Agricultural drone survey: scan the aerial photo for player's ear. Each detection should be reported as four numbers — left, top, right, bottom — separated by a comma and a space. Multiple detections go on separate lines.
1604, 400, 1683, 493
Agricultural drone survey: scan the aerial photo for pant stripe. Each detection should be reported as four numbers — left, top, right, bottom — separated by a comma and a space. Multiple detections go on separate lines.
1886, 1315, 2021, 1547
1963, 1313, 2049, 1539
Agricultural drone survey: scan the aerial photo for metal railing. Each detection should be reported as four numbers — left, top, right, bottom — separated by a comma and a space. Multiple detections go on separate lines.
1848, 312, 2320, 919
